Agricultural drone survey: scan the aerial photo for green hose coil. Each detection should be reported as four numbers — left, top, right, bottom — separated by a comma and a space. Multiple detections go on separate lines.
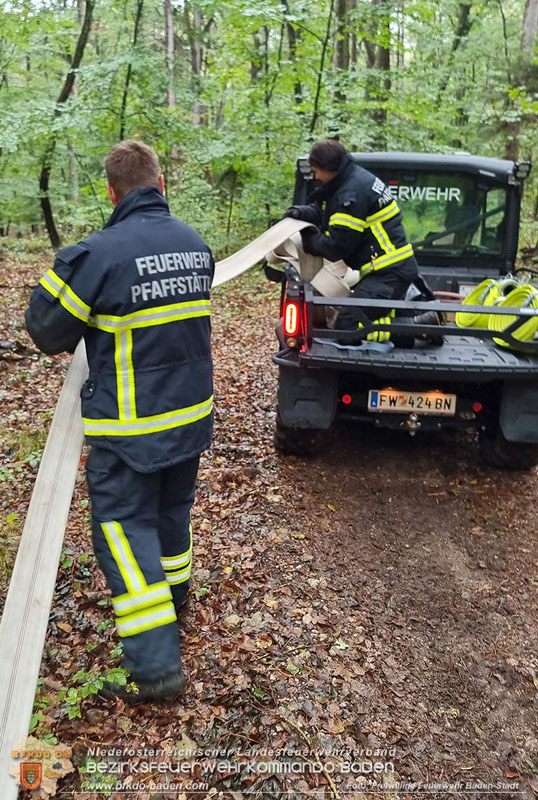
455, 277, 520, 328
488, 284, 538, 350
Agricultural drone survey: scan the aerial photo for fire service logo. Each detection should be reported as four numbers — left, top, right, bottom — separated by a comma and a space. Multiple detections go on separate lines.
20, 762, 43, 790
9, 736, 73, 793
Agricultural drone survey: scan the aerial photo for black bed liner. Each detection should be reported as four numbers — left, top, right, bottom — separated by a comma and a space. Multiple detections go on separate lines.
278, 334, 538, 381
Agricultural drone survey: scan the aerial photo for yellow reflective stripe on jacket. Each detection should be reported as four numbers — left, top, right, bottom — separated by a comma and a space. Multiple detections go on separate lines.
39, 270, 91, 323
371, 222, 395, 255
83, 395, 214, 437
89, 299, 211, 333
366, 200, 400, 225
112, 580, 172, 617
101, 521, 146, 594
115, 330, 136, 420
115, 601, 177, 638
328, 213, 366, 232
359, 243, 414, 277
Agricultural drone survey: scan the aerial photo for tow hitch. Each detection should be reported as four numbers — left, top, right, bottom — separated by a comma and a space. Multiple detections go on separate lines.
401, 413, 422, 436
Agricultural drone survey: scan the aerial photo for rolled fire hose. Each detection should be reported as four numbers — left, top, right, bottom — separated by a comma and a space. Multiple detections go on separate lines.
455, 276, 519, 328
0, 216, 323, 798
488, 284, 538, 349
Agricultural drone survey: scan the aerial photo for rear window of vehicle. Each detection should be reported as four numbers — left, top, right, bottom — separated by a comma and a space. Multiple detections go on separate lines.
374, 171, 507, 258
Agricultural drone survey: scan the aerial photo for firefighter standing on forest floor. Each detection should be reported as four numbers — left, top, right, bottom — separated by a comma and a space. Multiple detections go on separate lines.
25, 140, 214, 702
284, 139, 439, 343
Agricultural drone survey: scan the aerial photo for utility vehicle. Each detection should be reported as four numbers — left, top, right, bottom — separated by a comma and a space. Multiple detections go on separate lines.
270, 153, 538, 470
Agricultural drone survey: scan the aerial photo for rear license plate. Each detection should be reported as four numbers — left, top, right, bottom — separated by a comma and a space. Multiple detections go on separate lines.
368, 389, 457, 416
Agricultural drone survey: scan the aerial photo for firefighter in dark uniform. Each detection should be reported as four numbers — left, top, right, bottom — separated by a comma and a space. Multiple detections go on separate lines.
25, 140, 214, 702
285, 139, 435, 343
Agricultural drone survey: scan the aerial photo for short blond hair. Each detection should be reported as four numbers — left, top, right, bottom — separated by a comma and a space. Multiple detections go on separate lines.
105, 140, 161, 199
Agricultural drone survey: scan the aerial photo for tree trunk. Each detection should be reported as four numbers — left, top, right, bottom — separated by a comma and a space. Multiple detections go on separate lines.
281, 0, 302, 105
436, 3, 474, 105
68, 142, 79, 202
251, 31, 261, 81
364, 0, 391, 147
164, 0, 175, 107
504, 0, 538, 160
119, 0, 144, 140
39, 0, 95, 249
185, 5, 204, 126
334, 0, 349, 102
373, 26, 390, 129
522, 0, 538, 55
329, 0, 350, 134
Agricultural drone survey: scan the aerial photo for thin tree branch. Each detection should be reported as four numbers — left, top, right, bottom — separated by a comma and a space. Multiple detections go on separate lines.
497, 0, 512, 84
309, 0, 336, 135
119, 0, 144, 140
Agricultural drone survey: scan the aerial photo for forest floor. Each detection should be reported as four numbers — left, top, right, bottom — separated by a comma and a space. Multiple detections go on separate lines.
1, 245, 538, 800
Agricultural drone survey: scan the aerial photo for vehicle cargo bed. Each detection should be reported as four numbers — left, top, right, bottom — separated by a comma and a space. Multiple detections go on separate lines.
275, 332, 538, 382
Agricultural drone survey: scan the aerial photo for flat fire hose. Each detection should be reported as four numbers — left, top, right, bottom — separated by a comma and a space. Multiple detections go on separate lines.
0, 217, 314, 797
212, 217, 314, 286
0, 342, 88, 797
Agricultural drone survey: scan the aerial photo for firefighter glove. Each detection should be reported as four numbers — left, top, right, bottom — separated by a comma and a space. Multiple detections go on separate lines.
283, 206, 302, 220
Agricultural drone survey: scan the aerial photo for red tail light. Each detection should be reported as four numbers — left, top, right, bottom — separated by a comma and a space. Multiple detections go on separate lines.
284, 301, 300, 336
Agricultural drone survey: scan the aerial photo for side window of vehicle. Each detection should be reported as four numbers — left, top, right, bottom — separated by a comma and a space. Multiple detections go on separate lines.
479, 188, 507, 253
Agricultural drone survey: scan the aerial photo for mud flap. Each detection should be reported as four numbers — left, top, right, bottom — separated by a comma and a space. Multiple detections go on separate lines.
499, 381, 538, 443
277, 366, 338, 429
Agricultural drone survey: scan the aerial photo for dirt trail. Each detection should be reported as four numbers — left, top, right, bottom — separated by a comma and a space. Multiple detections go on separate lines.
1, 256, 537, 799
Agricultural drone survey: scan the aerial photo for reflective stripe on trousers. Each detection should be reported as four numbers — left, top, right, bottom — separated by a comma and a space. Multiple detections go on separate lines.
161, 524, 193, 587
358, 310, 396, 342
87, 448, 200, 680
101, 519, 177, 639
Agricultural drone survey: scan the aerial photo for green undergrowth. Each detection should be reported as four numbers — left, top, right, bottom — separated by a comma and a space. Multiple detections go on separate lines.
0, 424, 49, 588
1, 425, 48, 464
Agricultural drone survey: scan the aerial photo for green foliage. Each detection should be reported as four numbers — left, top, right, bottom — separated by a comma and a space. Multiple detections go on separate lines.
57, 668, 128, 719
30, 680, 58, 741
0, 0, 536, 248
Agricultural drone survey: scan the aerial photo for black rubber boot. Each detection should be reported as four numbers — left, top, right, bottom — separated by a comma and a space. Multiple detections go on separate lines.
414, 310, 444, 326
99, 667, 186, 704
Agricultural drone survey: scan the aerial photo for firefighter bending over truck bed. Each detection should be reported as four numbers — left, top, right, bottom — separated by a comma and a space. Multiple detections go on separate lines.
284, 139, 439, 343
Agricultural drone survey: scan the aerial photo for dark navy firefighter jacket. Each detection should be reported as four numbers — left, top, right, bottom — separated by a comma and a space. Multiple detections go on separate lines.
296, 154, 418, 282
25, 186, 214, 472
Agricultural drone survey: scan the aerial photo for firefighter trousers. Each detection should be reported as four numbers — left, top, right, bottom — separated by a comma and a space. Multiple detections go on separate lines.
335, 260, 419, 346
86, 446, 200, 680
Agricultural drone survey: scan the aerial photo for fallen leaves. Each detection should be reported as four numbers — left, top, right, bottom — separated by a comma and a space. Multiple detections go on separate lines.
1, 261, 538, 799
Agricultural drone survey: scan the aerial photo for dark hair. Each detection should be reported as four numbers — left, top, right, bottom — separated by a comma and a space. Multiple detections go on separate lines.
105, 140, 161, 199
308, 139, 347, 172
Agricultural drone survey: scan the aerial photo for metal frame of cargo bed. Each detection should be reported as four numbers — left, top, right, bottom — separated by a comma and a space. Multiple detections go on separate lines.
273, 287, 538, 381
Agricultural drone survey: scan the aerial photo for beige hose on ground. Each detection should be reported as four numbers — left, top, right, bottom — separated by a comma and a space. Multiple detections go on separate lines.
0, 218, 330, 798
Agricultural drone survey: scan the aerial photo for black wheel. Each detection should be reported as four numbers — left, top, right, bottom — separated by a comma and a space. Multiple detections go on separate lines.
479, 428, 538, 471
274, 409, 325, 456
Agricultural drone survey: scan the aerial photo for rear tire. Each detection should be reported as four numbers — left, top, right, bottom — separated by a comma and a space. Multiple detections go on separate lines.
479, 428, 538, 471
274, 409, 325, 456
